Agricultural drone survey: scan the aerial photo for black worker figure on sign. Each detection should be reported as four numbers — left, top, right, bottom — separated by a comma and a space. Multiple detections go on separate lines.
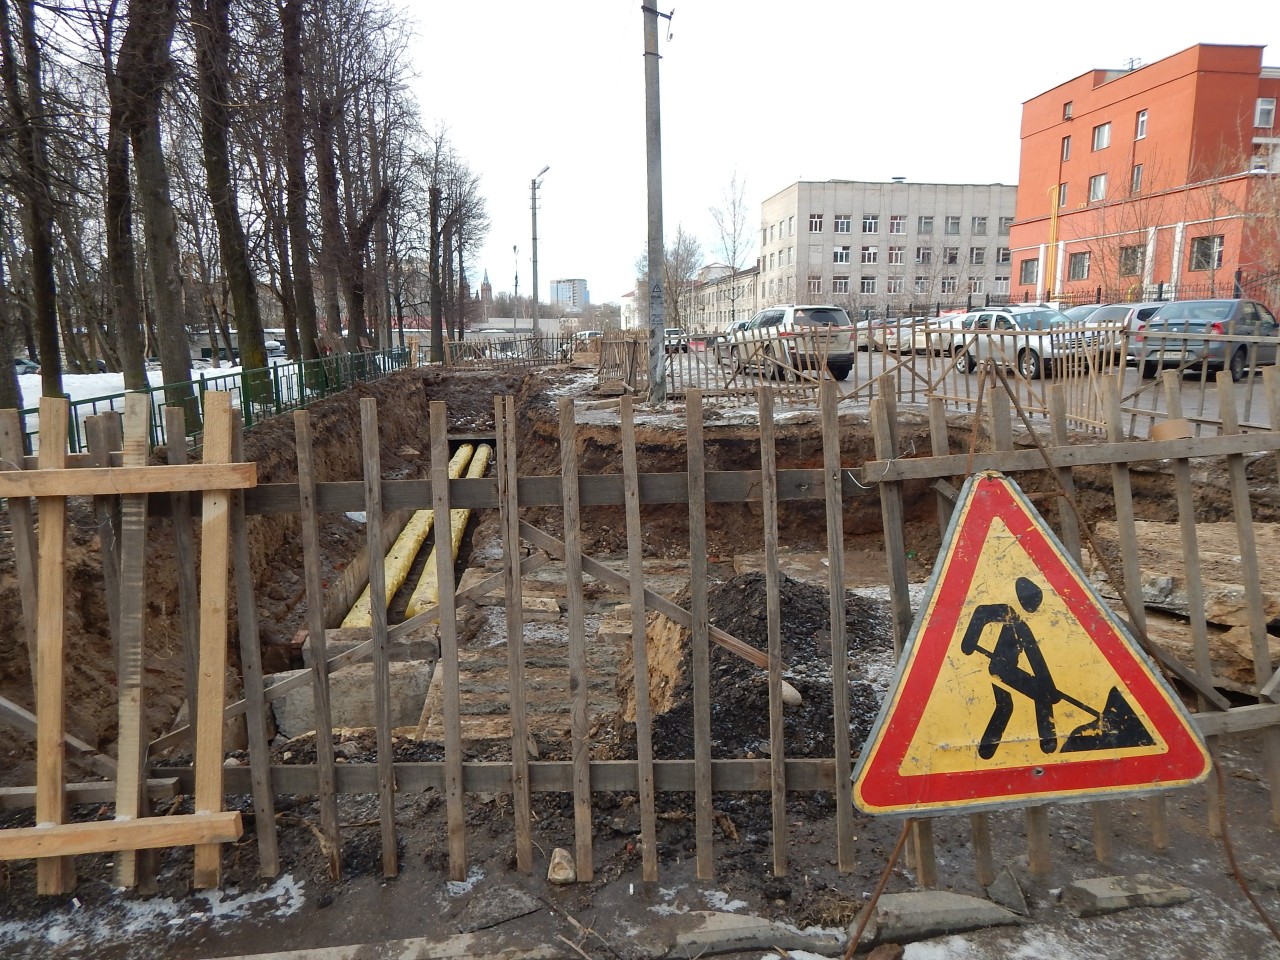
960, 576, 1156, 759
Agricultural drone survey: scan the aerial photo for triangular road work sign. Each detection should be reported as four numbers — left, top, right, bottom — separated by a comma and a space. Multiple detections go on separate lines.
853, 471, 1211, 815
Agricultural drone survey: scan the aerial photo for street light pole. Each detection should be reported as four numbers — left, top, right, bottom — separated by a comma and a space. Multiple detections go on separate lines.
531, 166, 549, 332
642, 6, 669, 401
513, 245, 519, 323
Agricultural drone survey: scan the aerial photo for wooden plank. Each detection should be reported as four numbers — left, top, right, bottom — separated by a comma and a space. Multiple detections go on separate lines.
0, 812, 241, 860
112, 394, 151, 889
230, 420, 279, 877
686, 391, 714, 881
758, 388, 788, 878
1216, 373, 1280, 824
496, 397, 532, 873
559, 398, 594, 881
0, 411, 39, 689
1025, 805, 1051, 878
193, 392, 234, 890
822, 383, 854, 875
0, 461, 256, 498
969, 813, 996, 888
0, 779, 177, 811
429, 401, 467, 881
859, 430, 1280, 483
163, 407, 202, 732
621, 395, 659, 882
1045, 385, 1084, 563
359, 398, 399, 879
35, 396, 75, 894
871, 384, 912, 657
85, 415, 123, 666
294, 411, 341, 880
0, 695, 116, 779
1194, 704, 1280, 736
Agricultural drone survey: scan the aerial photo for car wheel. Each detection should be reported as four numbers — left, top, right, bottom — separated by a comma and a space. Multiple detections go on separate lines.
1140, 361, 1159, 379
1018, 348, 1042, 380
1229, 348, 1247, 383
954, 350, 976, 374
828, 363, 851, 381
731, 345, 743, 372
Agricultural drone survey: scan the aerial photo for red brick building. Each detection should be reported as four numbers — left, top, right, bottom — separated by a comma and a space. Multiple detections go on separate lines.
1009, 44, 1280, 309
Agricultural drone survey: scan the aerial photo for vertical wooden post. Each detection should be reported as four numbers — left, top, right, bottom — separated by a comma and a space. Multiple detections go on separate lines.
496, 396, 533, 873
34, 397, 75, 894
84, 415, 123, 658
163, 407, 202, 727
821, 382, 855, 874
558, 398, 594, 881
686, 390, 715, 881
359, 398, 399, 878
0, 411, 41, 691
429, 402, 467, 880
193, 392, 234, 889
294, 410, 342, 879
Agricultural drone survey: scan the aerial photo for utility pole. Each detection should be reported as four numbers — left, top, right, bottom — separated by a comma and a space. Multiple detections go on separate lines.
531, 166, 549, 333
513, 244, 519, 324
642, 5, 670, 402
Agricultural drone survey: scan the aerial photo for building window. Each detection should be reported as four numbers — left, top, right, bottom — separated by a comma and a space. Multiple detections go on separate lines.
1130, 163, 1143, 194
969, 247, 986, 265
968, 277, 985, 294
1019, 259, 1039, 285
914, 276, 929, 294
972, 216, 988, 235
1119, 244, 1144, 277
1257, 98, 1277, 128
945, 215, 961, 235
861, 276, 877, 294
1135, 109, 1147, 139
918, 215, 934, 234
942, 246, 959, 265
1092, 122, 1111, 150
788, 216, 794, 235
834, 246, 851, 264
1068, 251, 1090, 280
887, 276, 905, 295
940, 276, 958, 294
768, 253, 775, 270
809, 214, 823, 231
998, 216, 1013, 235
1058, 183, 1068, 207
915, 247, 933, 265
834, 215, 851, 234
787, 246, 794, 264
996, 247, 1011, 264
889, 215, 906, 234
808, 275, 822, 294
1189, 235, 1224, 271
994, 276, 1010, 294
832, 276, 850, 294
863, 215, 880, 234
861, 246, 878, 264
1088, 173, 1107, 201
1061, 136, 1071, 161
888, 246, 905, 265
1063, 100, 1073, 120
769, 225, 775, 244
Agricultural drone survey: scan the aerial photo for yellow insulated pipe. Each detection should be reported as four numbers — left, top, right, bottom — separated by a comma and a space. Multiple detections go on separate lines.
404, 444, 493, 618
341, 444, 475, 628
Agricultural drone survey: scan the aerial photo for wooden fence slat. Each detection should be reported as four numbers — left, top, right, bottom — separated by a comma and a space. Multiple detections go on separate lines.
358, 398, 398, 879
112, 395, 152, 889
0, 695, 115, 779
620, 395, 659, 882
193, 392, 235, 890
0, 411, 40, 698
822, 382, 855, 874
757, 388, 789, 877
85, 415, 123, 664
0, 812, 241, 860
293, 411, 341, 879
163, 407, 202, 733
429, 401, 467, 880
686, 391, 715, 881
34, 397, 75, 894
0, 462, 255, 497
558, 398, 593, 881
230, 420, 279, 876
496, 397, 533, 873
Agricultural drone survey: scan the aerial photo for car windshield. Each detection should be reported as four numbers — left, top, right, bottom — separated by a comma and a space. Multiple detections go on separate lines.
1061, 304, 1100, 321
1014, 309, 1070, 331
1156, 302, 1233, 321
794, 308, 850, 327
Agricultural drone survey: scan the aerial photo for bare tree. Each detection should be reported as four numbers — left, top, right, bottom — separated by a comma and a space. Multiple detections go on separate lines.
709, 171, 750, 327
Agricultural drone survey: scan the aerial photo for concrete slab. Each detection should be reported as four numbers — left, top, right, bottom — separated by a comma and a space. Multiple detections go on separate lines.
667, 910, 843, 957
454, 885, 541, 933
201, 933, 562, 959
1063, 873, 1193, 917
734, 548, 928, 588
987, 865, 1030, 916
852, 891, 1021, 946
266, 661, 433, 738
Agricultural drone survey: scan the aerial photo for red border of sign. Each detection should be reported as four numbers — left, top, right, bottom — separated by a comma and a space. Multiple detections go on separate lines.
855, 473, 1210, 813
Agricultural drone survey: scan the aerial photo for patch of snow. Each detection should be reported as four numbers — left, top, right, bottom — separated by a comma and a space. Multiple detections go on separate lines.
443, 865, 485, 897
345, 512, 368, 524
703, 890, 748, 912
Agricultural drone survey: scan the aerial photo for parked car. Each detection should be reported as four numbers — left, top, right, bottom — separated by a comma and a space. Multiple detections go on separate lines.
730, 304, 855, 380
907, 314, 970, 356
663, 327, 688, 354
1136, 299, 1280, 381
854, 317, 889, 351
712, 318, 752, 360
14, 357, 39, 375
950, 304, 1079, 380
561, 329, 603, 359
878, 317, 930, 354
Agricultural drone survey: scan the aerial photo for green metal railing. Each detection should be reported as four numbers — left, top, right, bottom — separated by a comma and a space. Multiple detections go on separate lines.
16, 348, 410, 454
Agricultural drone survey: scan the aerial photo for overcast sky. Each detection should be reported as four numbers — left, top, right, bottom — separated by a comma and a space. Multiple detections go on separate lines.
405, 0, 1275, 306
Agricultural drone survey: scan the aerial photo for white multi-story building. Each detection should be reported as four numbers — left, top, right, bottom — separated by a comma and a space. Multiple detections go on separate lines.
758, 180, 1018, 317
691, 263, 759, 331
550, 278, 590, 313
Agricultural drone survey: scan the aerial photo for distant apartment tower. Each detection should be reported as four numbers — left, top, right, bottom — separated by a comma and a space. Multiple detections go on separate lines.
1009, 43, 1280, 305
550, 278, 590, 313
758, 181, 1018, 318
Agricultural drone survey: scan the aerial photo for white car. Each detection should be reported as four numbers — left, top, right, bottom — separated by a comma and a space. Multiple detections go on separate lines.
950, 305, 1077, 380
730, 304, 855, 380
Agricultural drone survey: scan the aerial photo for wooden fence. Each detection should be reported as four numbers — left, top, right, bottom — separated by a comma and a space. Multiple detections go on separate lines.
2, 372, 1280, 894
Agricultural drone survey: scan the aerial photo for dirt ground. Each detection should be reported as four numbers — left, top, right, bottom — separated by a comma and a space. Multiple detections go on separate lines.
2, 365, 1280, 959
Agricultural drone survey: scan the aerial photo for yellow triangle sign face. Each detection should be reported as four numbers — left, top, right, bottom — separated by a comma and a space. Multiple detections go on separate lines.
853, 471, 1211, 815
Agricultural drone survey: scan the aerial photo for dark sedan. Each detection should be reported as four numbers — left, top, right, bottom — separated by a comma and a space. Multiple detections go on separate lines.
1136, 299, 1279, 382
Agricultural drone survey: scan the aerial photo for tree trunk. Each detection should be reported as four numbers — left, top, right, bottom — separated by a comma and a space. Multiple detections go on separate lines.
103, 71, 148, 388
281, 0, 319, 359
429, 185, 443, 362
314, 99, 348, 342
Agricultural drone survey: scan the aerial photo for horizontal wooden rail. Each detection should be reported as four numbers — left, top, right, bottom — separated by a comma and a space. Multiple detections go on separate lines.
0, 463, 256, 498
0, 779, 178, 811
0, 812, 241, 860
